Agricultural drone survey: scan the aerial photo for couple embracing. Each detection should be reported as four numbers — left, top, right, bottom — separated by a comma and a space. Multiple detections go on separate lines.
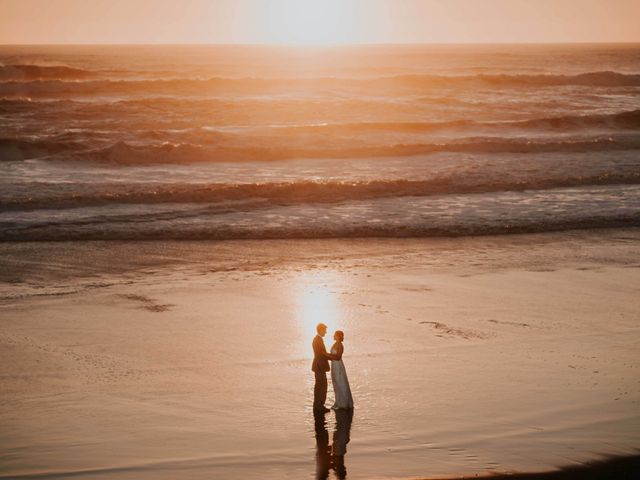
312, 323, 354, 412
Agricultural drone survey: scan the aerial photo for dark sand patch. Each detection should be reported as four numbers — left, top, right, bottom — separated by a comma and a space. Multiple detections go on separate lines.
119, 294, 174, 312
424, 454, 640, 479
419, 321, 490, 339
400, 285, 433, 292
487, 319, 530, 328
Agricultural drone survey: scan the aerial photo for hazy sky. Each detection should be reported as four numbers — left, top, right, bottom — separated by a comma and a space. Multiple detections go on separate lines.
1, 0, 639, 45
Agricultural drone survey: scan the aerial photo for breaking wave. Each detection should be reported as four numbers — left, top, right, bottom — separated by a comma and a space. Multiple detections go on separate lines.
0, 137, 83, 162
4, 173, 640, 211
2, 212, 639, 242
1, 71, 639, 96
278, 110, 640, 134
3, 134, 639, 163
35, 136, 640, 163
0, 64, 97, 81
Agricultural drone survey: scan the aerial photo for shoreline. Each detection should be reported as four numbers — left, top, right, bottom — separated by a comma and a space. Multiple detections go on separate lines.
3, 218, 639, 242
2, 226, 638, 281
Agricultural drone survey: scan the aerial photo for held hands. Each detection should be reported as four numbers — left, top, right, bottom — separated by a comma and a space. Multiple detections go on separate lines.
325, 350, 342, 361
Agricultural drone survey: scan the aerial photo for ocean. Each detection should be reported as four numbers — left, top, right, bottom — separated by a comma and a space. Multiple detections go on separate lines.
1, 43, 639, 241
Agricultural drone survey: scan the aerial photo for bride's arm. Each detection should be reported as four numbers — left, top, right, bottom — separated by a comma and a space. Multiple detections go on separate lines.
324, 342, 337, 360
332, 343, 344, 361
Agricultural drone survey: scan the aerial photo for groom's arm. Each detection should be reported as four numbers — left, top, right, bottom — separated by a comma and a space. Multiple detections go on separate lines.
313, 337, 334, 360
321, 341, 336, 360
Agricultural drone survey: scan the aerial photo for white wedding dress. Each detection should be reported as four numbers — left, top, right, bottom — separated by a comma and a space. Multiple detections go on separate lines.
331, 345, 354, 409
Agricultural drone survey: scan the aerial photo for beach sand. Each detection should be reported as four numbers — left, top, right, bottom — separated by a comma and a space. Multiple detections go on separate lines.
1, 229, 639, 479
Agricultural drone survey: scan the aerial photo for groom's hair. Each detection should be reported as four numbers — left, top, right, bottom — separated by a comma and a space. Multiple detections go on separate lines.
316, 323, 327, 333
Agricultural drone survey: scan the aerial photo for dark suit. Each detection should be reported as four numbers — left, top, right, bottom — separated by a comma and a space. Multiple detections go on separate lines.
312, 335, 330, 410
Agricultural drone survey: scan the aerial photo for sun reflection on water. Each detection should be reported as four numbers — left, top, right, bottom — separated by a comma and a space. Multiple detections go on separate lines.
294, 270, 344, 356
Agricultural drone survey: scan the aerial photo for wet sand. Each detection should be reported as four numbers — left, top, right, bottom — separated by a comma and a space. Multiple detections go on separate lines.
429, 454, 640, 479
1, 229, 639, 479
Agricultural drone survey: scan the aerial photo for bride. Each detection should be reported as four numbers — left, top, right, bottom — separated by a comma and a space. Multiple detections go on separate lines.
329, 330, 354, 410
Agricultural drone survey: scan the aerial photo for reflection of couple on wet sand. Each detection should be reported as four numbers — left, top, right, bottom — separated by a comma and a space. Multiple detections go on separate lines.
314, 408, 353, 480
312, 323, 354, 412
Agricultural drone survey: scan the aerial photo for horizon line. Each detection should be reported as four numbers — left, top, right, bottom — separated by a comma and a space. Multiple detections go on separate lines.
1, 41, 640, 48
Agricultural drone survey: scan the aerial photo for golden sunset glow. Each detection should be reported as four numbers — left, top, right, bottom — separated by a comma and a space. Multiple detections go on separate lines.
0, 0, 638, 44
258, 0, 360, 45
295, 271, 344, 353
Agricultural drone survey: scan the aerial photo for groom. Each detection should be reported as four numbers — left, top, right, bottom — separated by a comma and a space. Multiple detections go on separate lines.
312, 323, 331, 413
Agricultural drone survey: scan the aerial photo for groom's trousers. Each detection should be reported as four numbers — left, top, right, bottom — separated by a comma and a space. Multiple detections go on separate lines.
314, 371, 327, 409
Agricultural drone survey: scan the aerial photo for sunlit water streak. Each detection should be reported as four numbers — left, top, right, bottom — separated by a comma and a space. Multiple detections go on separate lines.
294, 270, 347, 358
